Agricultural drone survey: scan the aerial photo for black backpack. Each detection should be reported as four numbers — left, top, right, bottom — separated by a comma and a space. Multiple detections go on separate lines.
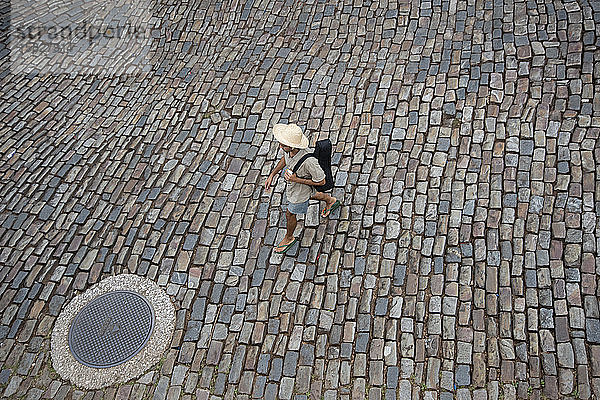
291, 139, 334, 192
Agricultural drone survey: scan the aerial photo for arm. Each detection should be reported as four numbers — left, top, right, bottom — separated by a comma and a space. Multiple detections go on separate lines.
265, 156, 286, 190
271, 156, 286, 177
289, 176, 325, 186
285, 156, 326, 186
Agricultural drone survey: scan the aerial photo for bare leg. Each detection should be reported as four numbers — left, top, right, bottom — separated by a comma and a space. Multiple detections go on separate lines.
311, 191, 337, 214
311, 191, 336, 207
277, 210, 297, 248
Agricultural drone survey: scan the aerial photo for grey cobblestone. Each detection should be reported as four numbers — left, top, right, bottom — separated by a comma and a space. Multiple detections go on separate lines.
0, 0, 599, 398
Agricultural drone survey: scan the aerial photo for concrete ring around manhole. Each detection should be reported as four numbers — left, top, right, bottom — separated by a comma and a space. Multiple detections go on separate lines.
51, 274, 175, 389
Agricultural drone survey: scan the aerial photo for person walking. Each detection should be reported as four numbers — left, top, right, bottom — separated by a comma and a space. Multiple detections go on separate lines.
264, 123, 341, 254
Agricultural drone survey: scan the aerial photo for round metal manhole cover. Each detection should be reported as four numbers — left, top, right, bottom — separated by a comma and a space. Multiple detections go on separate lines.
68, 290, 155, 368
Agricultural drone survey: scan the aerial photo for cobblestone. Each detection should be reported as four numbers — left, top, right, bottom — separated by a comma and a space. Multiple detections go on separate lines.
0, 0, 599, 398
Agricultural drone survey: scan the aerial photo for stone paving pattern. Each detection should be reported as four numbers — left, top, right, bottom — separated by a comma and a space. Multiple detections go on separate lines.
1, 0, 600, 399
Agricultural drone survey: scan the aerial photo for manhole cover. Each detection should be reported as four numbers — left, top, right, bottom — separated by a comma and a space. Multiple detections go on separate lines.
68, 290, 155, 368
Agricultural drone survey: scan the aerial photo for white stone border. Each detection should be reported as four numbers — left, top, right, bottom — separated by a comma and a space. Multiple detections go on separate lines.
51, 274, 175, 389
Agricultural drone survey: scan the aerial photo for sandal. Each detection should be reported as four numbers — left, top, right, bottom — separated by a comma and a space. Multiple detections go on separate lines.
275, 238, 297, 254
321, 200, 341, 217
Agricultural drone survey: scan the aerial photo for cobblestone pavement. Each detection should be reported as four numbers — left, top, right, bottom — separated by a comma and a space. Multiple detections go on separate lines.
1, 0, 600, 398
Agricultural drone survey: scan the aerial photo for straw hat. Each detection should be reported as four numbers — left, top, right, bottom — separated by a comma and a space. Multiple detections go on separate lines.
273, 123, 309, 149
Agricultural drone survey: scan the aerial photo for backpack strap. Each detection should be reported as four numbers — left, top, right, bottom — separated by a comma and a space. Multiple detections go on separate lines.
291, 153, 314, 174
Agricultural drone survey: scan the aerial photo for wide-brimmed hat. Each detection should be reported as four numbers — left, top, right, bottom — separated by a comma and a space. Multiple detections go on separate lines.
273, 123, 309, 149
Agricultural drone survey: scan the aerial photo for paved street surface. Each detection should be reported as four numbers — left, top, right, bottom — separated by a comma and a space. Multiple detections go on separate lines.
1, 0, 600, 398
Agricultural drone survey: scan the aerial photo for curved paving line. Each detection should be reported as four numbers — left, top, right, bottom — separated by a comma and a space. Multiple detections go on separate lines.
0, 0, 598, 398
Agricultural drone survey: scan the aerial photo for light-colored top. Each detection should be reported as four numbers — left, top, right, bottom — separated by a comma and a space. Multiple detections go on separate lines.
284, 149, 326, 203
